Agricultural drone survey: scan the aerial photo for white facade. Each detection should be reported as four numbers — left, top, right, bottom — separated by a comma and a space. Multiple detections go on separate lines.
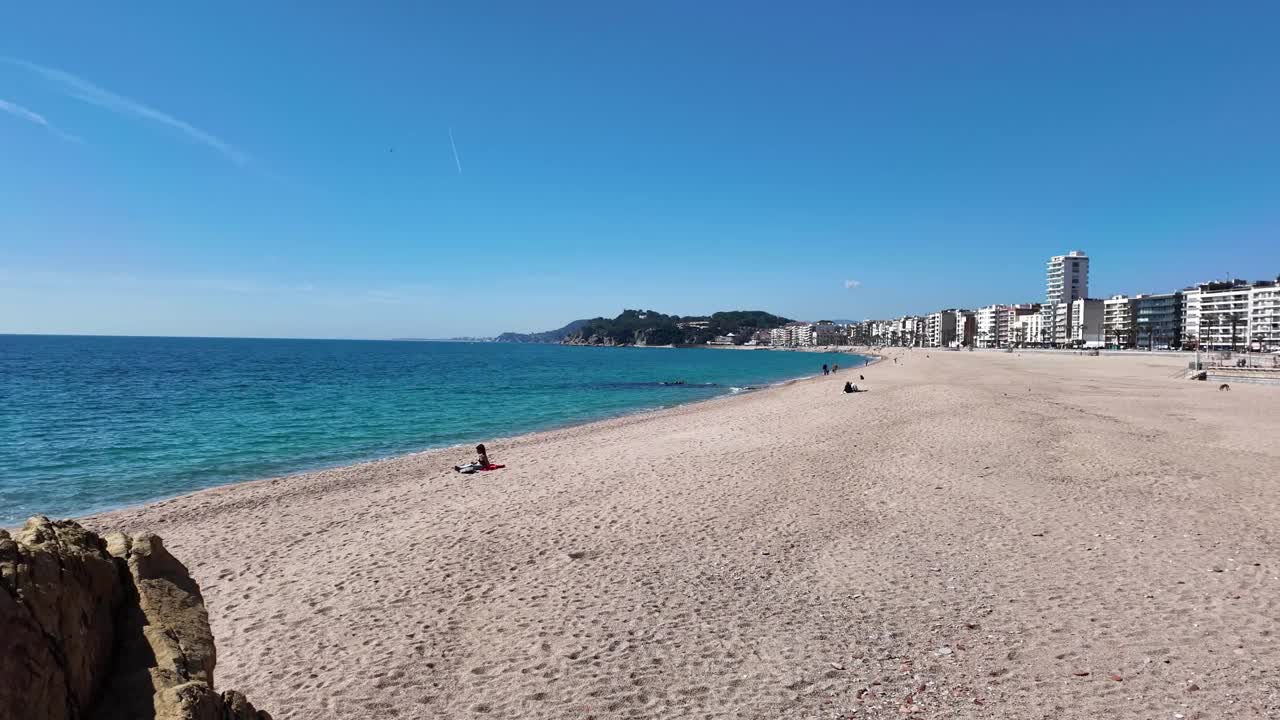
1183, 279, 1280, 351
1004, 305, 1041, 346
1051, 302, 1072, 345
1250, 283, 1280, 350
897, 316, 925, 347
909, 316, 927, 346
770, 322, 815, 347
976, 304, 1011, 348
947, 309, 974, 347
1044, 251, 1089, 345
1046, 250, 1090, 306
1103, 295, 1136, 348
926, 310, 957, 347
1183, 281, 1252, 350
1009, 311, 1044, 346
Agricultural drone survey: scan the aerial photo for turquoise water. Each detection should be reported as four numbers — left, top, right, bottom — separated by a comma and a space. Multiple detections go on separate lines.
1, 335, 864, 524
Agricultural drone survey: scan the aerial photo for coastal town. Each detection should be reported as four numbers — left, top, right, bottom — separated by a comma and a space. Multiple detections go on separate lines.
741, 250, 1280, 352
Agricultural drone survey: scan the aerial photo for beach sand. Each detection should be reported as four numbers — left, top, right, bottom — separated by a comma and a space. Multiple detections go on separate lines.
85, 351, 1280, 719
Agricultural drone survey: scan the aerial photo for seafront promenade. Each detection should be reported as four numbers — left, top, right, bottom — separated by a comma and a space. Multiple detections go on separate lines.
87, 350, 1280, 719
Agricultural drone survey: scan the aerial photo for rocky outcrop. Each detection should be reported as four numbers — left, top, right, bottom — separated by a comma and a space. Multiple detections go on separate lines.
0, 517, 271, 720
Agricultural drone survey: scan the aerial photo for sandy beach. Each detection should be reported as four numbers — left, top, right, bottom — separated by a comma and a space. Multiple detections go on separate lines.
85, 351, 1280, 719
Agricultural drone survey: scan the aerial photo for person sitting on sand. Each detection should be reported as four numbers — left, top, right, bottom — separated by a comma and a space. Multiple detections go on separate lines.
843, 381, 857, 393
454, 444, 493, 474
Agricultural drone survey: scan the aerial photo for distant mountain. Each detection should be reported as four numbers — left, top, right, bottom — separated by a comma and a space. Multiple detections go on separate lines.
390, 337, 494, 342
541, 309, 792, 346
495, 319, 591, 344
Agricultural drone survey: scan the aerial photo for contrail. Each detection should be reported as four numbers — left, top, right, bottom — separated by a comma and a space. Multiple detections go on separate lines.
448, 126, 462, 175
0, 98, 82, 142
2, 57, 248, 164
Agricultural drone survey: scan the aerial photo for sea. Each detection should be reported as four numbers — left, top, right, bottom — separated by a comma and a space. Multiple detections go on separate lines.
1, 335, 865, 525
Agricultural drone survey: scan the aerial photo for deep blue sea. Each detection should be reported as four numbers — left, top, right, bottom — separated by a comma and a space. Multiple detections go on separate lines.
1, 335, 863, 524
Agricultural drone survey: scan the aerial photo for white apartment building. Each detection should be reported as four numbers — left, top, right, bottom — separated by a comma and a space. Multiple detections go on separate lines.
847, 322, 869, 345
926, 310, 957, 348
793, 323, 815, 347
1183, 281, 1253, 350
1183, 279, 1280, 351
1051, 302, 1073, 346
770, 322, 813, 347
1250, 282, 1280, 350
898, 316, 925, 347
1044, 250, 1089, 345
1009, 311, 1044, 346
909, 316, 928, 346
865, 319, 885, 345
948, 309, 975, 347
1103, 295, 1136, 348
975, 304, 1011, 348
1004, 304, 1041, 346
1070, 298, 1105, 345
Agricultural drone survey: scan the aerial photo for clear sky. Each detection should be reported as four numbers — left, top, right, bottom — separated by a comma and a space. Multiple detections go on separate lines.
3, 2, 1278, 338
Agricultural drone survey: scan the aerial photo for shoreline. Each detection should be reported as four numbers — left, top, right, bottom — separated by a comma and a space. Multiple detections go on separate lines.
59, 356, 876, 529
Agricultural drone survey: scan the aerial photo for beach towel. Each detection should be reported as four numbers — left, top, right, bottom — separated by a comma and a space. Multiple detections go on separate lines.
455, 463, 506, 474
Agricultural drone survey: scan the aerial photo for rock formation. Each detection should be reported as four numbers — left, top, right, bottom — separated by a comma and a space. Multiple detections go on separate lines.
0, 517, 271, 720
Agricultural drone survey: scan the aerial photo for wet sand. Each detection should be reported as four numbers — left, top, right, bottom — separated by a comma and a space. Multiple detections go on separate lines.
87, 350, 1280, 719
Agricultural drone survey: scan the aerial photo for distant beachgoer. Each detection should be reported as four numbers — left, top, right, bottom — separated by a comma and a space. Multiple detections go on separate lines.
822, 363, 829, 375
859, 374, 864, 380
454, 444, 493, 474
832, 364, 839, 373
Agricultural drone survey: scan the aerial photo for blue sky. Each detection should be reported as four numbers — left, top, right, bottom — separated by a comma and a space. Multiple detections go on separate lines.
2, 2, 1278, 338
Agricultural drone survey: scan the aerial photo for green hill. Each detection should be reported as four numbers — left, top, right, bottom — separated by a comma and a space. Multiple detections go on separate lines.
560, 309, 792, 346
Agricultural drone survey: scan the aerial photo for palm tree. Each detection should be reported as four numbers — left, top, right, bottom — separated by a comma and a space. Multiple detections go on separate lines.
1229, 311, 1246, 352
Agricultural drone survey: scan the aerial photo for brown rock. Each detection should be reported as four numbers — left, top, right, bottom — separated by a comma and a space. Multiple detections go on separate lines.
0, 516, 123, 720
0, 517, 273, 720
222, 690, 273, 720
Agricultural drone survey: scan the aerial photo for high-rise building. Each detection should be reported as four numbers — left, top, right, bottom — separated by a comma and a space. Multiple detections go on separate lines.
1044, 251, 1089, 345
